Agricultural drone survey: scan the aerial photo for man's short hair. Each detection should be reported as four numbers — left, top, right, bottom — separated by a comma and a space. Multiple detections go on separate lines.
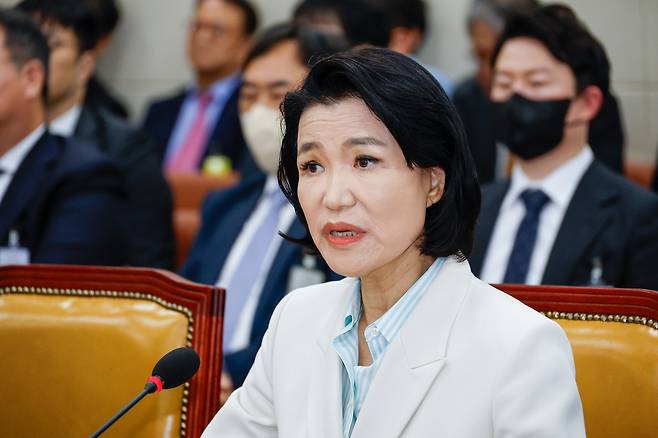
491, 4, 610, 94
385, 0, 427, 37
87, 0, 120, 38
466, 0, 539, 33
16, 0, 101, 53
243, 22, 348, 70
0, 7, 49, 98
293, 0, 343, 24
197, 0, 259, 36
338, 0, 391, 47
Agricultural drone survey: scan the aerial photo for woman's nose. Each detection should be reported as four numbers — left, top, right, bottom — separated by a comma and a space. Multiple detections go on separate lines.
322, 169, 356, 211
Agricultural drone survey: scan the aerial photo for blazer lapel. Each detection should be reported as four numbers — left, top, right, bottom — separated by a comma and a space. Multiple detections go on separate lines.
542, 162, 618, 284
351, 258, 471, 438
0, 133, 58, 241
470, 181, 509, 276
306, 278, 356, 438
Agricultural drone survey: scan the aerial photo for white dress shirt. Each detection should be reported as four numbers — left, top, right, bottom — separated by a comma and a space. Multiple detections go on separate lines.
480, 146, 594, 284
0, 124, 46, 204
216, 176, 296, 353
48, 105, 82, 137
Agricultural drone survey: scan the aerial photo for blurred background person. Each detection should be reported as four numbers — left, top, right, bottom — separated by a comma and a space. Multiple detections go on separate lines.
453, 0, 538, 184
338, 0, 391, 48
292, 0, 344, 36
469, 4, 658, 289
0, 8, 129, 265
142, 0, 258, 174
17, 0, 175, 270
384, 0, 454, 96
84, 0, 130, 119
181, 23, 346, 402
454, 0, 626, 184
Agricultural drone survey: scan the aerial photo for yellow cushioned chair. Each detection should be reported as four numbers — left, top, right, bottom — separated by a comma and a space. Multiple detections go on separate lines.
499, 284, 658, 438
0, 264, 224, 438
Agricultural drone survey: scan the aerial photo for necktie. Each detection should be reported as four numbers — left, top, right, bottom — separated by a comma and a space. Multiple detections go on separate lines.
167, 92, 212, 172
503, 189, 550, 284
222, 188, 289, 350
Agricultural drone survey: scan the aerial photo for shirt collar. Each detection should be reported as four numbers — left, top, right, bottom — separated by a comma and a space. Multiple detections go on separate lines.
504, 145, 594, 211
0, 124, 46, 176
192, 73, 241, 101
49, 105, 82, 137
335, 257, 446, 343
263, 175, 280, 196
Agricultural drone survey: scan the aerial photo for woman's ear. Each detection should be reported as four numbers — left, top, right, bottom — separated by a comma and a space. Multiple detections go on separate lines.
426, 167, 445, 207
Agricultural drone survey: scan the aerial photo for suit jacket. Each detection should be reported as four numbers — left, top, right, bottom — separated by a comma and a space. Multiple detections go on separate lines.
181, 173, 335, 387
651, 142, 658, 193
75, 104, 175, 269
454, 76, 625, 183
141, 86, 258, 175
202, 257, 585, 437
0, 131, 129, 265
453, 77, 497, 184
470, 160, 658, 290
85, 75, 129, 120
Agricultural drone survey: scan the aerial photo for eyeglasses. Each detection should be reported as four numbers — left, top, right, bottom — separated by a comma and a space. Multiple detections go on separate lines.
189, 20, 226, 38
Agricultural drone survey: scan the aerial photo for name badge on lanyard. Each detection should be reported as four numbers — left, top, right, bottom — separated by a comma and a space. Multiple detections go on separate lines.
286, 254, 326, 293
0, 230, 30, 266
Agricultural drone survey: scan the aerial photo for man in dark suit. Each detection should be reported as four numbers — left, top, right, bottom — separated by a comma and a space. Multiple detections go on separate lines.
84, 0, 130, 119
17, 0, 175, 269
469, 5, 658, 290
142, 0, 258, 175
182, 24, 346, 402
0, 8, 128, 265
454, 0, 625, 184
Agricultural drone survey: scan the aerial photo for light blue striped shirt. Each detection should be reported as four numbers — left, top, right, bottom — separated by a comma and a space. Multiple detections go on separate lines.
331, 257, 445, 437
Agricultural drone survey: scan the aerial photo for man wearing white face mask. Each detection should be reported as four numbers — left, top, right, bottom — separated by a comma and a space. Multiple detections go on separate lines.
181, 23, 347, 403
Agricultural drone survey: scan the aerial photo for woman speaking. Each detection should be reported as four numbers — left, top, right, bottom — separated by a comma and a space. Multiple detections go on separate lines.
202, 48, 585, 437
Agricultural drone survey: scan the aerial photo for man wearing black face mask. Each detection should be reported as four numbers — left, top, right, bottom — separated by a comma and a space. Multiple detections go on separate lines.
469, 4, 658, 290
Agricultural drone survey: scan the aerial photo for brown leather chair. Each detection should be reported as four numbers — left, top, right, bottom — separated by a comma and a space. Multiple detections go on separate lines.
499, 284, 658, 438
165, 172, 238, 268
624, 160, 655, 189
0, 264, 225, 438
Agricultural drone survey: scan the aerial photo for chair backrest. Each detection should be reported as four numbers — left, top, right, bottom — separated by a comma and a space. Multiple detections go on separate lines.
624, 159, 655, 189
498, 284, 658, 438
165, 172, 238, 268
0, 264, 224, 438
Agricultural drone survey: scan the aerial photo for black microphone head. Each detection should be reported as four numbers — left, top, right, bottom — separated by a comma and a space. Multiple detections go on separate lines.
151, 347, 200, 390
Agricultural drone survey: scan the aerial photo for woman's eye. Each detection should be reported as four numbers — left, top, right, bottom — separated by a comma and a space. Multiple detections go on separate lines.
355, 156, 378, 169
299, 161, 322, 174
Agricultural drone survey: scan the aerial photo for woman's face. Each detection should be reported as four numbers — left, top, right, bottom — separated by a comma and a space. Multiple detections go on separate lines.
296, 98, 443, 277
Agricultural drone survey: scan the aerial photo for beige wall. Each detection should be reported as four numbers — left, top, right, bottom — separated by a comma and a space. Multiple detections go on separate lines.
2, 0, 656, 161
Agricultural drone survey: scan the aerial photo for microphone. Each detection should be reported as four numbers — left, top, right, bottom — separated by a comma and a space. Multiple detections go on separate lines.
90, 347, 200, 438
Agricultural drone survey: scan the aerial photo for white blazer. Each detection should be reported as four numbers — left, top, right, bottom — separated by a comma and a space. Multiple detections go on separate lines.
202, 257, 585, 437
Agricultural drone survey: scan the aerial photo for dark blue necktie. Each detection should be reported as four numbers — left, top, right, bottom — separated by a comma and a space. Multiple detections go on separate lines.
503, 189, 550, 284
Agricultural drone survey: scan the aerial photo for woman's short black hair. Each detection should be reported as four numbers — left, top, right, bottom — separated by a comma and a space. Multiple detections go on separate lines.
491, 4, 610, 94
243, 22, 348, 70
278, 47, 481, 260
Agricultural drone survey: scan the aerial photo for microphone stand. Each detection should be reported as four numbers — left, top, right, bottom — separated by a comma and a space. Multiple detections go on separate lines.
89, 381, 157, 438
